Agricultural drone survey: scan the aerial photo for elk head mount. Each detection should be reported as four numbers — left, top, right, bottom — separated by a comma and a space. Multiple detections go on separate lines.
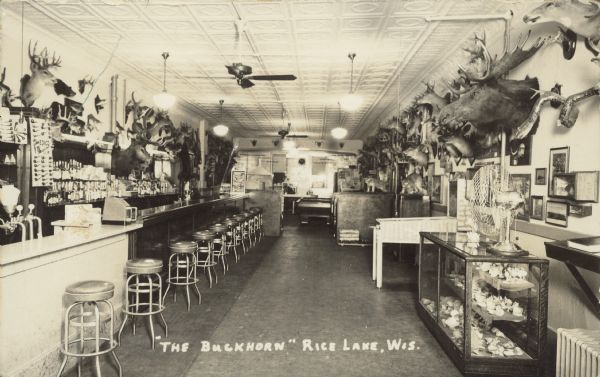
20, 41, 62, 107
436, 31, 560, 155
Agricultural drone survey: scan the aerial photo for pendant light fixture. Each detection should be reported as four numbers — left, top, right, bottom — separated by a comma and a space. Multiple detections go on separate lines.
339, 52, 362, 112
153, 52, 176, 111
213, 99, 229, 137
331, 101, 348, 139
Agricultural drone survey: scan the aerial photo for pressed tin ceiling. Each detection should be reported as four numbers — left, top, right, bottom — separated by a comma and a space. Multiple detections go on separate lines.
1, 0, 537, 139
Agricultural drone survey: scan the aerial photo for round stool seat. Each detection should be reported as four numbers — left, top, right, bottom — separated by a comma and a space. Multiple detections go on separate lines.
249, 207, 262, 214
65, 280, 115, 301
170, 241, 197, 253
126, 258, 163, 274
193, 230, 216, 241
233, 214, 245, 221
223, 218, 238, 226
210, 224, 228, 233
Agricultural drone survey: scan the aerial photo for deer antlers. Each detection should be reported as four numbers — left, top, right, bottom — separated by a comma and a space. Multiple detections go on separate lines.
28, 41, 61, 71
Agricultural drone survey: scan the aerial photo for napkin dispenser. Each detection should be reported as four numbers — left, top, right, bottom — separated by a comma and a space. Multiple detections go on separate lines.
102, 197, 137, 224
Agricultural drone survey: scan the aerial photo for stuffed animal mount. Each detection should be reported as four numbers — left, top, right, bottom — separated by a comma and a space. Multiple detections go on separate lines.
523, 0, 600, 59
364, 177, 388, 193
20, 41, 62, 107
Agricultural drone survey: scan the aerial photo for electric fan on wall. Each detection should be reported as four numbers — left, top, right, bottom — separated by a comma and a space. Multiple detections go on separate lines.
469, 164, 528, 256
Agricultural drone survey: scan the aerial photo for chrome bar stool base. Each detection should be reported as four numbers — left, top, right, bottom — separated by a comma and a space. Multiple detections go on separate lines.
117, 259, 168, 350
163, 241, 201, 312
56, 280, 122, 377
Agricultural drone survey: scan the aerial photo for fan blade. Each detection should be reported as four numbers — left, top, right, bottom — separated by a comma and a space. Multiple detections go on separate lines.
226, 65, 238, 76
240, 78, 255, 89
286, 134, 309, 138
247, 74, 297, 81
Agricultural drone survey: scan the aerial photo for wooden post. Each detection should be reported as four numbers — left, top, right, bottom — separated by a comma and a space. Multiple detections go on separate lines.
199, 119, 206, 188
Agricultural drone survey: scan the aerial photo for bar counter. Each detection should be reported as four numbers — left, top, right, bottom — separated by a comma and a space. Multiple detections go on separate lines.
0, 194, 246, 377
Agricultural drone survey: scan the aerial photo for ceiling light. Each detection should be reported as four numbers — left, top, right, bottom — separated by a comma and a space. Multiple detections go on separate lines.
213, 99, 229, 137
331, 127, 348, 139
339, 52, 362, 112
213, 124, 229, 137
153, 52, 176, 111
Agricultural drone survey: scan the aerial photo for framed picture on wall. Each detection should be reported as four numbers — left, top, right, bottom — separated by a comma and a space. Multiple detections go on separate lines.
535, 168, 546, 185
510, 174, 531, 221
548, 147, 569, 196
546, 200, 569, 227
531, 195, 544, 220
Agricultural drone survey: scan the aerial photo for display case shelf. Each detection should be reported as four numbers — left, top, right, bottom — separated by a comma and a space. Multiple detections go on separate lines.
418, 232, 549, 377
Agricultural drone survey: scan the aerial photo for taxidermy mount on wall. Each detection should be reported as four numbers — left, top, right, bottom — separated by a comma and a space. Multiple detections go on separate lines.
53, 79, 75, 97
523, 0, 600, 59
0, 67, 18, 108
435, 31, 562, 155
20, 41, 62, 107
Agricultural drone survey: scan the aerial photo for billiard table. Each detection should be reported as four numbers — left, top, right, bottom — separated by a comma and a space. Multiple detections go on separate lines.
296, 197, 332, 224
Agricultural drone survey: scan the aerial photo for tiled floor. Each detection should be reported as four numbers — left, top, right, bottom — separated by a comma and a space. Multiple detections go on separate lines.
66, 216, 463, 377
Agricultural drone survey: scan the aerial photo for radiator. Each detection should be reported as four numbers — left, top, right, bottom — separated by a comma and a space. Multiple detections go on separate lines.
556, 328, 600, 377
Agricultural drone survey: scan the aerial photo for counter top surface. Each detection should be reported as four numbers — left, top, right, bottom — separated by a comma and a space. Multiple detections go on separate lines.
0, 223, 142, 267
138, 194, 247, 220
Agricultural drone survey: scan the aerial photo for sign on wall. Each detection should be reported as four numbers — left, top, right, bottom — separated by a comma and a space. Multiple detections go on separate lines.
230, 170, 246, 195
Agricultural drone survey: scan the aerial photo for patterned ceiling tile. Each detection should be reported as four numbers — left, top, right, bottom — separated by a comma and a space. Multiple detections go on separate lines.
92, 3, 139, 20
187, 3, 235, 19
236, 2, 286, 20
343, 1, 387, 16
294, 19, 336, 33
160, 21, 200, 32
290, 1, 336, 18
341, 17, 380, 30
143, 5, 192, 20
48, 4, 97, 19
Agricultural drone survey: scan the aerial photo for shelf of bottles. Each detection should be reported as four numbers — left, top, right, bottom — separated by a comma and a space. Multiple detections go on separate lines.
43, 159, 175, 207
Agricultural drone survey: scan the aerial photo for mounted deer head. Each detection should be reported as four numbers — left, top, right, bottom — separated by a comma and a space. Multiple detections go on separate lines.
20, 41, 62, 107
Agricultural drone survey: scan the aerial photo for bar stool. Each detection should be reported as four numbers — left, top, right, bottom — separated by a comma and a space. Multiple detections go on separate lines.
209, 223, 228, 273
228, 216, 245, 256
223, 217, 240, 263
117, 259, 168, 350
249, 207, 263, 244
163, 241, 201, 312
241, 211, 254, 248
56, 280, 122, 377
192, 230, 218, 287
233, 214, 249, 254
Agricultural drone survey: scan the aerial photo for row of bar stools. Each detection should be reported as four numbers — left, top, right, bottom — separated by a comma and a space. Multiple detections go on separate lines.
56, 281, 122, 377
117, 259, 168, 350
57, 209, 264, 376
192, 230, 218, 287
162, 241, 201, 312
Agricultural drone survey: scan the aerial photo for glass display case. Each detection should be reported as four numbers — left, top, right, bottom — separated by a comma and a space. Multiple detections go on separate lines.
418, 232, 548, 377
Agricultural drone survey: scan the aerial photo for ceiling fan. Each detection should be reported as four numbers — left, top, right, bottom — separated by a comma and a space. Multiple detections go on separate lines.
225, 63, 297, 89
277, 122, 308, 139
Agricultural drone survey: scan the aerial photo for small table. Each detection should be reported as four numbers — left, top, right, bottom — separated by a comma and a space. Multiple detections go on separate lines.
372, 216, 456, 288
545, 240, 600, 315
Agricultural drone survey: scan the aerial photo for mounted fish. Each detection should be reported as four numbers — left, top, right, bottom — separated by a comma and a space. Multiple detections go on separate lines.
436, 31, 561, 156
20, 41, 62, 107
94, 95, 105, 113
523, 0, 600, 58
512, 81, 600, 140
53, 79, 75, 97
